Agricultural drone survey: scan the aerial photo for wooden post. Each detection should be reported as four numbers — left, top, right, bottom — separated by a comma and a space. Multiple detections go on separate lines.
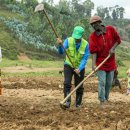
0, 69, 2, 95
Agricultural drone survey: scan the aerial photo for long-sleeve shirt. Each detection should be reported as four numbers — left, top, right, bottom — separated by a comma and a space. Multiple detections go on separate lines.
89, 26, 121, 71
58, 38, 90, 71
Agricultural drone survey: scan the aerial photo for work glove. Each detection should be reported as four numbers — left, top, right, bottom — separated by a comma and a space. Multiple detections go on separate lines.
57, 38, 62, 45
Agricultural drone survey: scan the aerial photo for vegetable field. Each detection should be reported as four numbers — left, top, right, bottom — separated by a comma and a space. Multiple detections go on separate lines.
0, 66, 130, 130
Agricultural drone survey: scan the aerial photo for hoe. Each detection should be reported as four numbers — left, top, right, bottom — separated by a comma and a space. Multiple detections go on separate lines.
34, 3, 112, 109
34, 3, 80, 77
60, 54, 111, 109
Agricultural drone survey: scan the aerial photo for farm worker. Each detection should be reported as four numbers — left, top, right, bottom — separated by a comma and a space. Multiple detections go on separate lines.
126, 68, 130, 96
89, 15, 121, 105
57, 26, 90, 108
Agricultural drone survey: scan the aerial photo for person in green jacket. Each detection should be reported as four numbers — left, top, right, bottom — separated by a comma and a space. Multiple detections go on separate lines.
57, 26, 90, 108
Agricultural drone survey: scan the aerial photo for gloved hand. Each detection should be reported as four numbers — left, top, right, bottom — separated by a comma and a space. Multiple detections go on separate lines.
57, 38, 62, 45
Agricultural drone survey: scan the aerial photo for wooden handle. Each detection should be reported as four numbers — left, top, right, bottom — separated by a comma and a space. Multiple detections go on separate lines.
43, 9, 59, 38
43, 9, 81, 76
60, 54, 111, 105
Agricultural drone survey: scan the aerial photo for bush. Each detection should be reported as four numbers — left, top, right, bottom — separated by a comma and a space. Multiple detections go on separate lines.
6, 4, 25, 16
117, 58, 124, 66
0, 0, 10, 6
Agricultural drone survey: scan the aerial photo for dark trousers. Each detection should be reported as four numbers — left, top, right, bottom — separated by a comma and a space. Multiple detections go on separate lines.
64, 64, 85, 106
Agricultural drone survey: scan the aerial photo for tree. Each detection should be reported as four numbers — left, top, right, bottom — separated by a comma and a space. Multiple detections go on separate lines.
21, 0, 24, 4
127, 29, 130, 40
104, 7, 111, 19
71, 0, 85, 18
112, 9, 118, 20
10, 0, 16, 3
83, 0, 94, 17
58, 0, 70, 16
96, 6, 105, 19
119, 7, 125, 19
48, 0, 53, 4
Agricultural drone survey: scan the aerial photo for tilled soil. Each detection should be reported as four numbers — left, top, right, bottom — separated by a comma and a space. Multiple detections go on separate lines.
0, 77, 130, 130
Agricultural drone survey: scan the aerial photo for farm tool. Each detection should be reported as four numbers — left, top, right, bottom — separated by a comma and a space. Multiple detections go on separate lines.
34, 3, 80, 77
60, 54, 111, 109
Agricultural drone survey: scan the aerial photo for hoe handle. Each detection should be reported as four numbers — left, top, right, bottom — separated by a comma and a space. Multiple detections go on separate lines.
43, 9, 80, 76
43, 9, 59, 38
60, 54, 111, 105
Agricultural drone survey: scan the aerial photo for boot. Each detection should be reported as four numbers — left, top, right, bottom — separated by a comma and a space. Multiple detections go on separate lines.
76, 93, 83, 107
64, 92, 71, 108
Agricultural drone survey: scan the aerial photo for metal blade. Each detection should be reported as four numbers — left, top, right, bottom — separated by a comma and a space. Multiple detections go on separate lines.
34, 3, 44, 12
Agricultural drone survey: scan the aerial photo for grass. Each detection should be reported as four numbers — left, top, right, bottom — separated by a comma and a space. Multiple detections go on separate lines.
0, 22, 23, 60
0, 58, 64, 77
0, 58, 129, 78
0, 58, 64, 68
0, 8, 26, 60
118, 60, 130, 78
0, 8, 23, 20
2, 71, 61, 78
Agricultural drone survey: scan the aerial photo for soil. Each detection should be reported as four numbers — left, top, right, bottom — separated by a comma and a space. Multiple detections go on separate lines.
0, 67, 130, 130
17, 53, 31, 61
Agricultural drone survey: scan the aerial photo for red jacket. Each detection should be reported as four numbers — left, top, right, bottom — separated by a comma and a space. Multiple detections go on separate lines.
89, 26, 121, 71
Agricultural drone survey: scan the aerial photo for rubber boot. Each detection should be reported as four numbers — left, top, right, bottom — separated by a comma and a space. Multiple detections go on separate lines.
76, 92, 83, 107
64, 92, 71, 108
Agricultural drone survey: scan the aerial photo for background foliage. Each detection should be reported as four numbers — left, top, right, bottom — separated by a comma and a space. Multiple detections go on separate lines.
0, 0, 130, 61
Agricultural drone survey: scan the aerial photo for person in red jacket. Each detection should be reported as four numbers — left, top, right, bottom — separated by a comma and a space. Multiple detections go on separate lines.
89, 15, 121, 105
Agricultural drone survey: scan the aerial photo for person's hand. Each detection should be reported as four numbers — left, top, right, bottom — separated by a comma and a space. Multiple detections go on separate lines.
74, 69, 80, 75
57, 38, 62, 45
109, 48, 115, 56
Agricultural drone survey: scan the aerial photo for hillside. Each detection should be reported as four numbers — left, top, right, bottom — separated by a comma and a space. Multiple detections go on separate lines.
0, 5, 130, 62
0, 22, 21, 59
0, 7, 59, 60
0, 21, 57, 60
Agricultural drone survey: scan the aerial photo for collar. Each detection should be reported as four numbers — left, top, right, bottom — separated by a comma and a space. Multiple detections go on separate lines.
74, 39, 82, 45
95, 25, 106, 36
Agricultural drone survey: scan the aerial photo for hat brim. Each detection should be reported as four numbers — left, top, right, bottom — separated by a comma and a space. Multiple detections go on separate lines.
72, 34, 82, 39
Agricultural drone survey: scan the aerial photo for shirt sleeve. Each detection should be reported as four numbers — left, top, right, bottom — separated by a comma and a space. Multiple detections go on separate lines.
89, 34, 98, 54
78, 43, 90, 71
111, 26, 121, 45
58, 38, 68, 54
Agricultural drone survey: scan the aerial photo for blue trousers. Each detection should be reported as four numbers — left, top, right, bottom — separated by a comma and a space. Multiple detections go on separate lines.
97, 70, 114, 102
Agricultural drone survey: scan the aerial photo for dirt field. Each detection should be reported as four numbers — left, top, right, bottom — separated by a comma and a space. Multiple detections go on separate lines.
0, 67, 130, 130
